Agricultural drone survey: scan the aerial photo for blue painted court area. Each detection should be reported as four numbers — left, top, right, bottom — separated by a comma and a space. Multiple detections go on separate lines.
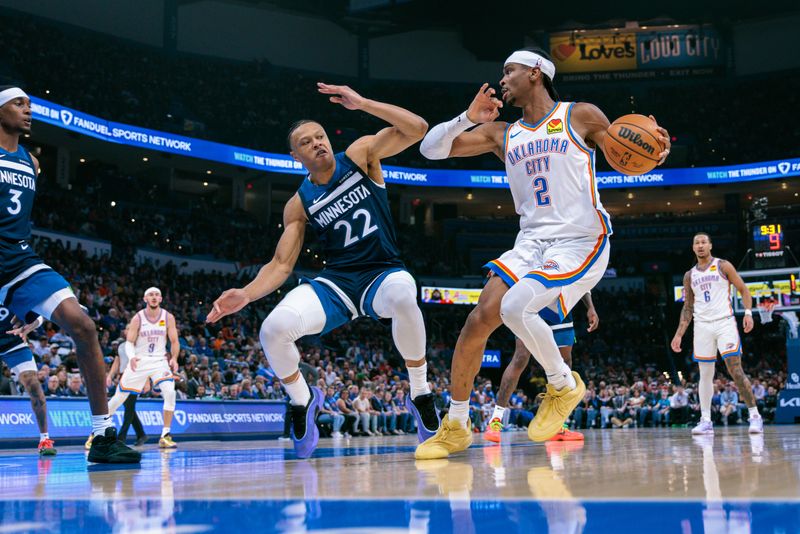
0, 429, 798, 533
1, 498, 799, 533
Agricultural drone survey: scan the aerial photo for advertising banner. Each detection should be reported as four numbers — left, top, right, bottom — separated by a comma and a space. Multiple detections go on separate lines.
550, 26, 723, 75
420, 286, 482, 305
637, 28, 724, 69
482, 350, 501, 369
550, 32, 637, 73
29, 97, 799, 190
0, 397, 285, 441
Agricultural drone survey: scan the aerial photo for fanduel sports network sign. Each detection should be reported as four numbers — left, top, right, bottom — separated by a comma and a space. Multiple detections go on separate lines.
482, 350, 502, 369
0, 397, 285, 442
29, 97, 800, 189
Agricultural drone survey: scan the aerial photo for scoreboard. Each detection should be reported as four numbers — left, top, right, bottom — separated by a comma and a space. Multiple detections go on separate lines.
753, 222, 786, 268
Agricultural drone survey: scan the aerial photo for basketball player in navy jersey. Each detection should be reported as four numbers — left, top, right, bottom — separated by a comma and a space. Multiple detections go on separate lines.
208, 83, 437, 458
0, 86, 139, 463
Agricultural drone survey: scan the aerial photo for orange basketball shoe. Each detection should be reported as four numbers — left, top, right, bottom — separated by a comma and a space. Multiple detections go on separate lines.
548, 424, 584, 442
483, 417, 503, 443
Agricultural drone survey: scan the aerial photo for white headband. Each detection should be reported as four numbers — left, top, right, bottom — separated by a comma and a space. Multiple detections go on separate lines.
0, 87, 29, 108
143, 287, 161, 298
504, 51, 556, 80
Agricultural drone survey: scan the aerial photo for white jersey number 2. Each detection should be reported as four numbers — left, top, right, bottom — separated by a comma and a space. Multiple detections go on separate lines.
334, 209, 379, 247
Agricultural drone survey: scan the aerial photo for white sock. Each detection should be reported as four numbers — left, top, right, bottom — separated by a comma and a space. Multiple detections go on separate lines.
284, 378, 311, 406
490, 405, 506, 423
92, 414, 113, 437
161, 427, 170, 438
449, 399, 469, 428
546, 362, 576, 390
749, 406, 760, 418
698, 361, 714, 422
408, 363, 432, 399
40, 433, 49, 441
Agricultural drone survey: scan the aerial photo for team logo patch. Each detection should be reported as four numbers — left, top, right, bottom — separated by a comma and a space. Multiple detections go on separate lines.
725, 343, 735, 350
709, 265, 717, 272
542, 259, 560, 271
158, 320, 166, 326
546, 119, 563, 135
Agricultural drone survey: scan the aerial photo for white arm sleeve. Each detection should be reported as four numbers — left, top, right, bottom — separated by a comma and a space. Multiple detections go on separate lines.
419, 111, 475, 160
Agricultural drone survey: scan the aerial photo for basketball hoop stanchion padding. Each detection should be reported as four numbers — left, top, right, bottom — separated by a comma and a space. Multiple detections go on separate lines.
775, 337, 800, 424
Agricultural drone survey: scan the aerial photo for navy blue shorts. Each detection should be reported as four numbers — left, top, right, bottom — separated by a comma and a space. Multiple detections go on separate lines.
302, 265, 406, 335
0, 345, 36, 372
0, 239, 73, 321
541, 307, 575, 348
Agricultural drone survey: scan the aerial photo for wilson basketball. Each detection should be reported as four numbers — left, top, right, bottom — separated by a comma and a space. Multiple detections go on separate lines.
603, 114, 664, 175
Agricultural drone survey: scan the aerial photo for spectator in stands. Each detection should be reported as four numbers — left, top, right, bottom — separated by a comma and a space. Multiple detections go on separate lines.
720, 384, 739, 425
611, 386, 634, 428
319, 387, 346, 438
653, 389, 671, 427
670, 385, 690, 426
573, 389, 598, 429
66, 374, 86, 397
354, 388, 374, 436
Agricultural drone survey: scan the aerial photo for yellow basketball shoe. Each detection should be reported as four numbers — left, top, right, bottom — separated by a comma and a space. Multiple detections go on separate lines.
158, 433, 178, 449
414, 415, 472, 460
528, 372, 586, 442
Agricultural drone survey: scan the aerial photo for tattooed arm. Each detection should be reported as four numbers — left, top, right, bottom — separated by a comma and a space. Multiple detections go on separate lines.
671, 271, 694, 352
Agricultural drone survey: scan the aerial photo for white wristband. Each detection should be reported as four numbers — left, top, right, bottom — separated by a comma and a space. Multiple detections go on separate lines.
744, 309, 752, 316
420, 111, 476, 160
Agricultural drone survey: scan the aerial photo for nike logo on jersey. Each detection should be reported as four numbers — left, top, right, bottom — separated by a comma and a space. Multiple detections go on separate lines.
20, 244, 29, 250
510, 131, 522, 139
311, 195, 325, 204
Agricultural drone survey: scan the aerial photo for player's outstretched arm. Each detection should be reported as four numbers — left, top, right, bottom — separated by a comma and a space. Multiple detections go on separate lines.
420, 83, 506, 161
125, 314, 141, 370
720, 260, 754, 333
206, 195, 307, 323
318, 82, 428, 161
571, 103, 672, 166
671, 271, 694, 352
581, 292, 599, 332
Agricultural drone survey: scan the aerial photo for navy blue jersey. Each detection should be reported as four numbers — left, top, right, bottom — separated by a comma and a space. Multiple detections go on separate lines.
0, 305, 36, 355
298, 153, 402, 271
0, 145, 37, 241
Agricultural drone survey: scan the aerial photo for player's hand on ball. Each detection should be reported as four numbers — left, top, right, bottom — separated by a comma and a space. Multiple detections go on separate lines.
467, 83, 503, 123
586, 308, 599, 332
648, 115, 671, 165
743, 314, 754, 333
670, 335, 682, 353
207, 288, 250, 323
318, 83, 366, 110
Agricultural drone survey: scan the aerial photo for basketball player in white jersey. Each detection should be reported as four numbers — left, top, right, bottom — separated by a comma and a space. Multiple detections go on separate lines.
415, 48, 671, 459
89, 287, 180, 448
671, 233, 763, 434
